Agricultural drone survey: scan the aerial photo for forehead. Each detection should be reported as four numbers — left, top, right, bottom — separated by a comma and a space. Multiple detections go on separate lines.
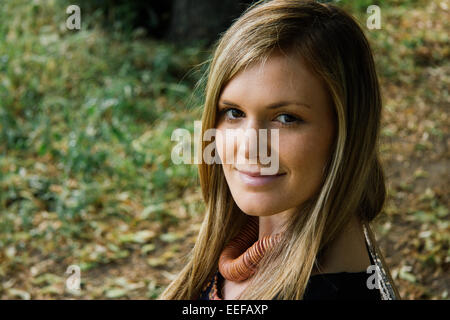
219, 52, 330, 110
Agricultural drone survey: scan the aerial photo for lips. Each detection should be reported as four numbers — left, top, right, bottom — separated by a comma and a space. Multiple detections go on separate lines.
235, 168, 286, 177
238, 170, 285, 177
235, 168, 286, 187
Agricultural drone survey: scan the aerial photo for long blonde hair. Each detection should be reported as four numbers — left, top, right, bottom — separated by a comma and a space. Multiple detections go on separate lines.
160, 0, 388, 299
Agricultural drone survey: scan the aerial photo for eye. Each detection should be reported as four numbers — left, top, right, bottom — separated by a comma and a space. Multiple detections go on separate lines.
220, 107, 244, 121
218, 107, 303, 127
275, 114, 301, 126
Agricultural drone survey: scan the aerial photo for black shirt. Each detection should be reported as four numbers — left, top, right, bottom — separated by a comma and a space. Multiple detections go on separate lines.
199, 242, 382, 300
199, 269, 381, 300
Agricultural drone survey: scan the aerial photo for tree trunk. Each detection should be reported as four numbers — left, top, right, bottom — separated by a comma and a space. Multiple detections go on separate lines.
166, 0, 253, 45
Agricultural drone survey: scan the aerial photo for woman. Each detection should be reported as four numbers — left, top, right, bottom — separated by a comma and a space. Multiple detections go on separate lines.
159, 0, 400, 300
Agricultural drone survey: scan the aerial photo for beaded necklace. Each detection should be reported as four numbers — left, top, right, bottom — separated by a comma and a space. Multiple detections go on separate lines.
218, 216, 283, 282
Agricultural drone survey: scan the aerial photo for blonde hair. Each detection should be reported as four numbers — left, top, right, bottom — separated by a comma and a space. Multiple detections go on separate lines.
160, 0, 389, 299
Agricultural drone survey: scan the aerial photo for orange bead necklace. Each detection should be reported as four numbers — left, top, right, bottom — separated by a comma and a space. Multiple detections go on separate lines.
218, 216, 283, 282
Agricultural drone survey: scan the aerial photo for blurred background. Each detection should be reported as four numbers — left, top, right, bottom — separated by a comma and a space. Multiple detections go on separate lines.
0, 0, 448, 300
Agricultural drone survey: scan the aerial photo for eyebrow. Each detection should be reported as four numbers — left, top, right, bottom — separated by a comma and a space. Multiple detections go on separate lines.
218, 100, 311, 110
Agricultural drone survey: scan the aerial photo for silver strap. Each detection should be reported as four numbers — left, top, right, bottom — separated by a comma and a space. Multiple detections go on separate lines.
363, 222, 401, 300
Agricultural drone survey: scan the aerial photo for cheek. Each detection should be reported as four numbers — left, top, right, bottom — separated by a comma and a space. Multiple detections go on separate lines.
280, 130, 333, 183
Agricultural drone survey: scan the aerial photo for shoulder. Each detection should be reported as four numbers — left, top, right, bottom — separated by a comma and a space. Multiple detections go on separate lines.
303, 272, 382, 300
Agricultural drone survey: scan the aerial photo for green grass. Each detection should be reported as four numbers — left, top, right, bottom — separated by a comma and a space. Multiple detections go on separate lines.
0, 0, 207, 276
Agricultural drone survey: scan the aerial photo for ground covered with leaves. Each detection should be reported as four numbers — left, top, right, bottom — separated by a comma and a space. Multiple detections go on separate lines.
0, 0, 448, 299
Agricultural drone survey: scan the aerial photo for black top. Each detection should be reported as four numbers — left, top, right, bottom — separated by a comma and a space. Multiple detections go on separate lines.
301, 271, 382, 300
199, 242, 382, 300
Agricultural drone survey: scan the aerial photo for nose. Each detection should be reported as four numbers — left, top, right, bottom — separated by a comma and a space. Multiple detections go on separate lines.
237, 119, 272, 165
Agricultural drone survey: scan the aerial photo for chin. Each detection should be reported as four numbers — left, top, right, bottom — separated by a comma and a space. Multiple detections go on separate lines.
233, 194, 287, 217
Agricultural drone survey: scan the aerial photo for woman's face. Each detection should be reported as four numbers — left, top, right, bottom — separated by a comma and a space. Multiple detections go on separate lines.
214, 52, 336, 217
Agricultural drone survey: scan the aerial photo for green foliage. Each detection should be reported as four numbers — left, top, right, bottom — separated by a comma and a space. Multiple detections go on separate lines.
0, 0, 207, 295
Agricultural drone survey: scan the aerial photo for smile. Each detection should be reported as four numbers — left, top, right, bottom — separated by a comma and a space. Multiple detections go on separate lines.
236, 169, 286, 187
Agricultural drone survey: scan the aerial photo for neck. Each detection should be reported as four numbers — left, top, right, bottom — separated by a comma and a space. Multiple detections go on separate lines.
257, 209, 293, 240
312, 215, 371, 275
257, 211, 371, 275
